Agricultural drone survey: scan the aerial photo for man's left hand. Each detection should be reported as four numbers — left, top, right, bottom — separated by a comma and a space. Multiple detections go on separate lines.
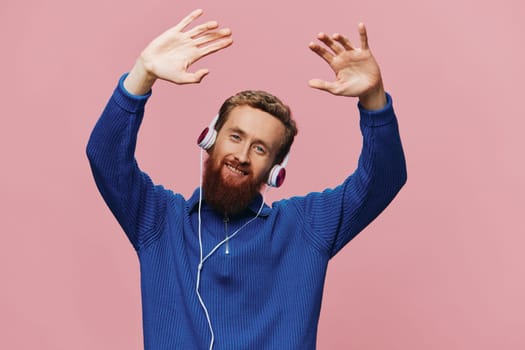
308, 23, 387, 110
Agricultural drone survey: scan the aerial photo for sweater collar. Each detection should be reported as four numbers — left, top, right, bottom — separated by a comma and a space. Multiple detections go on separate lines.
187, 188, 272, 217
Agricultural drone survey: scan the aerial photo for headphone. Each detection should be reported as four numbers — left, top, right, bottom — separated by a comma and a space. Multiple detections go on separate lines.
197, 115, 289, 187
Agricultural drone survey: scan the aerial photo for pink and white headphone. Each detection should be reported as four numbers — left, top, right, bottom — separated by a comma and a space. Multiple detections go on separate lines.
197, 115, 289, 187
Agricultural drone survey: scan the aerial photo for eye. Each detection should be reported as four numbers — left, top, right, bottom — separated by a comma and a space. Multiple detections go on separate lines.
253, 144, 267, 155
230, 134, 241, 142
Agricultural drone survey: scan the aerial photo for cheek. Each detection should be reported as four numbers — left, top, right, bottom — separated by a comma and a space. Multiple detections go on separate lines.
209, 141, 227, 159
253, 159, 273, 179
207, 148, 224, 169
213, 137, 236, 157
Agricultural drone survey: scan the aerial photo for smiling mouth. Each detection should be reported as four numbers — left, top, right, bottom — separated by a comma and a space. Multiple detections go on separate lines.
226, 164, 248, 176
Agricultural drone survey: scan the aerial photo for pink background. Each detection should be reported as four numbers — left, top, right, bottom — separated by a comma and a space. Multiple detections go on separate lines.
1, 0, 524, 348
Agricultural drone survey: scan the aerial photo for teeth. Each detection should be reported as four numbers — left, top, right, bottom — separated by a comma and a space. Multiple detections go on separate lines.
227, 164, 245, 175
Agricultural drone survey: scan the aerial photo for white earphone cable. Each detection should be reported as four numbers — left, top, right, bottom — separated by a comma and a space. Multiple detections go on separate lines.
197, 148, 215, 350
196, 148, 268, 350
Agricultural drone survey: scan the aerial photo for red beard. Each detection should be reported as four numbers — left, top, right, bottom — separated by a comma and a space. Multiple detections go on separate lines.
203, 153, 265, 216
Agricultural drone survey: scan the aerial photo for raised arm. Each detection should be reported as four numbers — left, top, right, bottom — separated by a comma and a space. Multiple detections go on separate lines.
296, 24, 407, 257
86, 9, 232, 250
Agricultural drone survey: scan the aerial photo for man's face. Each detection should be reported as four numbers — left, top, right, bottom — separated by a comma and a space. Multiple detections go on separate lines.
203, 105, 286, 215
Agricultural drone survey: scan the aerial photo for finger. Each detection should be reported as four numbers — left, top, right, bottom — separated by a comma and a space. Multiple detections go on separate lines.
194, 28, 232, 46
308, 79, 339, 94
197, 37, 234, 59
317, 32, 344, 55
186, 20, 219, 37
358, 23, 369, 50
173, 8, 204, 32
332, 33, 354, 51
308, 42, 334, 64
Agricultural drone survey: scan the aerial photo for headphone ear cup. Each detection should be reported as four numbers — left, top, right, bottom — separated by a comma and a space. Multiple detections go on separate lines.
267, 164, 286, 187
197, 127, 217, 150
198, 114, 220, 150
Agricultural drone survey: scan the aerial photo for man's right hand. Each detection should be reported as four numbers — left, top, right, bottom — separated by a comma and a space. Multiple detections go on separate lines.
124, 9, 233, 95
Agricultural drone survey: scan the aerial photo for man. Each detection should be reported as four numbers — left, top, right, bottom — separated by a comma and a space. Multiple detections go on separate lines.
87, 8, 406, 350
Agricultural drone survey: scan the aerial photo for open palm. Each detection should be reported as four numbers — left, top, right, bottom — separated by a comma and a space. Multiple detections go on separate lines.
139, 9, 233, 85
309, 23, 383, 100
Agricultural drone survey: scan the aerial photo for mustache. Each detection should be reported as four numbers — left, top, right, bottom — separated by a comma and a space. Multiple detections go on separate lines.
224, 159, 251, 175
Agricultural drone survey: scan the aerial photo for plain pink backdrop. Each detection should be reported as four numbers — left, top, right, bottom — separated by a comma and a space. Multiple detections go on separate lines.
1, 0, 524, 349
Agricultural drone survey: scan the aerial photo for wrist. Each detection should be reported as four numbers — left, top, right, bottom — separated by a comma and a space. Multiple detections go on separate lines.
123, 58, 157, 95
358, 82, 386, 111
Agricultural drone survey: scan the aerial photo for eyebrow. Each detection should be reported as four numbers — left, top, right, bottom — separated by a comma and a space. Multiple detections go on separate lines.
228, 127, 274, 153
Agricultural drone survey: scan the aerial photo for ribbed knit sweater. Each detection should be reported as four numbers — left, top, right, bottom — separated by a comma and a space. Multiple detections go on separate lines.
86, 75, 407, 350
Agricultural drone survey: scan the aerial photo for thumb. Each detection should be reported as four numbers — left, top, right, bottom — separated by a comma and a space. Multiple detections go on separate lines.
192, 69, 210, 83
174, 69, 209, 84
308, 79, 337, 94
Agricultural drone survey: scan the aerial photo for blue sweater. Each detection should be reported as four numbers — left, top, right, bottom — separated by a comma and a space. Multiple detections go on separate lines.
86, 75, 407, 350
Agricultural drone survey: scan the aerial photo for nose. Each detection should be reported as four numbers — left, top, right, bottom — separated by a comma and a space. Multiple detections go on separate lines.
234, 143, 251, 164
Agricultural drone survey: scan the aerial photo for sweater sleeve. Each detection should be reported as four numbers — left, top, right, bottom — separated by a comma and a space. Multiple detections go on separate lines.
86, 74, 167, 251
290, 93, 407, 258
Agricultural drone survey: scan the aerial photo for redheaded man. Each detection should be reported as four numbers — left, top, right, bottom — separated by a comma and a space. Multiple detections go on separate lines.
87, 9, 406, 350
